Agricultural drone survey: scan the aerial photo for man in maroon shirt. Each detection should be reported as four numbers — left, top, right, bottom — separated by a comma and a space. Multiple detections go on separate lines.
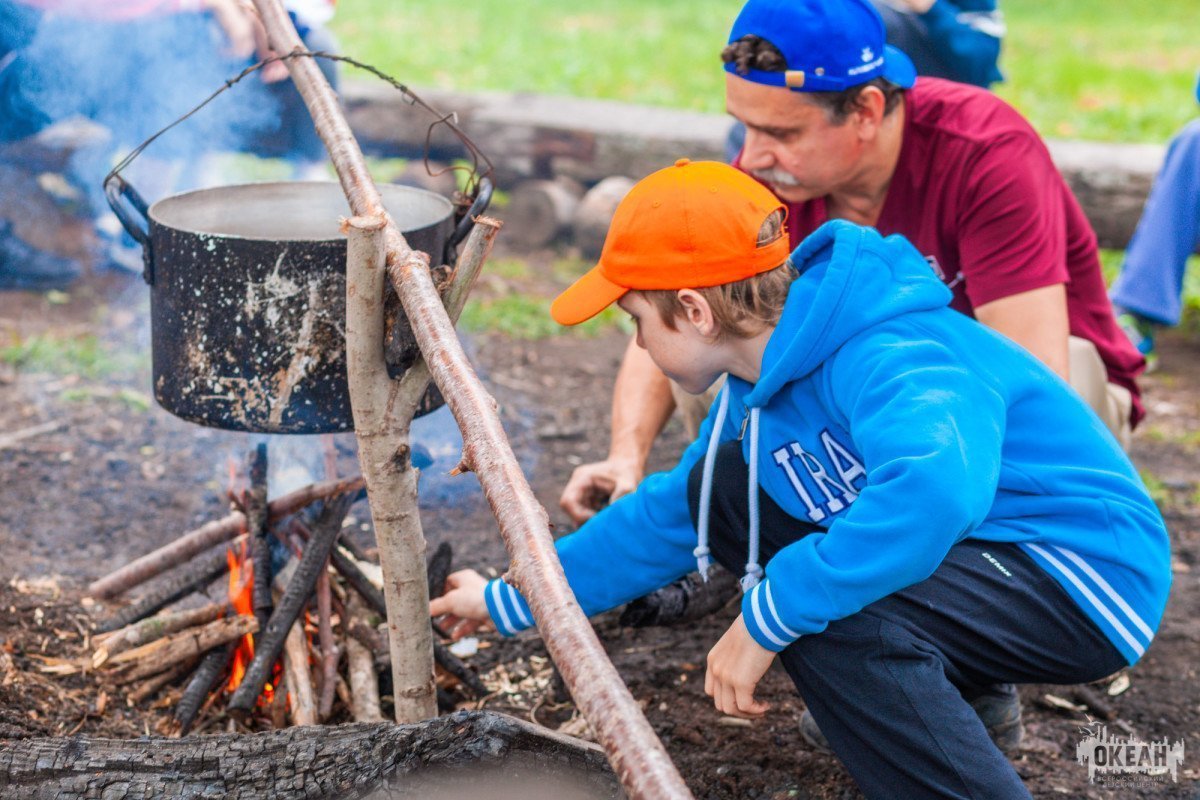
560, 0, 1144, 524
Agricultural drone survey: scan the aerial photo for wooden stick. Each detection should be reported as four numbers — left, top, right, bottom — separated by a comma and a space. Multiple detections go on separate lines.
247, 444, 273, 645
175, 643, 235, 735
283, 620, 317, 726
87, 476, 364, 599
227, 496, 352, 714
328, 542, 485, 698
316, 564, 338, 720
126, 658, 198, 705
344, 595, 382, 723
95, 540, 244, 634
426, 541, 453, 600
0, 420, 65, 451
390, 225, 692, 797
93, 602, 228, 663
252, 3, 691, 794
113, 616, 256, 683
270, 672, 289, 729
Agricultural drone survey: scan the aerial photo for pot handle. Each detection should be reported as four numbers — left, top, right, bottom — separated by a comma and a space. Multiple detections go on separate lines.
443, 177, 494, 265
103, 174, 155, 286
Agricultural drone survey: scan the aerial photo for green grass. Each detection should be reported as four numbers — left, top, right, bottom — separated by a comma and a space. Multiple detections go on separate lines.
332, 0, 1197, 143
460, 294, 631, 340
0, 334, 148, 381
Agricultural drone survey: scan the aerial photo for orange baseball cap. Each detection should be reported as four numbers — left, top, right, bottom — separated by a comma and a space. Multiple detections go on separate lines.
551, 159, 790, 326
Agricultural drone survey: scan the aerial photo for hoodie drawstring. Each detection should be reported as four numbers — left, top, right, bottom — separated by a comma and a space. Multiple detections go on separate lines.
693, 386, 729, 580
694, 389, 765, 592
742, 407, 764, 592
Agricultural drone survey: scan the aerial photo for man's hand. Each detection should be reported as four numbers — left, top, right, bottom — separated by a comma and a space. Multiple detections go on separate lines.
705, 614, 775, 719
429, 569, 491, 640
558, 456, 643, 524
204, 0, 257, 60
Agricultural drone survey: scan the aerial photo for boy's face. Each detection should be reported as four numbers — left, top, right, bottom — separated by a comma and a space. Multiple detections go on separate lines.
618, 292, 725, 395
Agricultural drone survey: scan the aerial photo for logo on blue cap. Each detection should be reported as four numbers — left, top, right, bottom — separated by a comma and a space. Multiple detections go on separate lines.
725, 0, 917, 93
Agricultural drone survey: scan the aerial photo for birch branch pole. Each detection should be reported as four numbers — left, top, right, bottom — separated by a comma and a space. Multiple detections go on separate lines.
251, 2, 693, 796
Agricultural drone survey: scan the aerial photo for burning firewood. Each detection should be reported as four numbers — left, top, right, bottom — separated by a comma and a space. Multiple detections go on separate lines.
227, 495, 353, 715
245, 444, 273, 645
315, 566, 339, 721
92, 601, 229, 665
94, 537, 246, 634
344, 595, 383, 723
86, 474, 365, 600
109, 616, 258, 684
283, 620, 317, 726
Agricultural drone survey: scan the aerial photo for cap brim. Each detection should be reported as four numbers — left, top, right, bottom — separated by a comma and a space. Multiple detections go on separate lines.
882, 44, 917, 89
550, 264, 629, 326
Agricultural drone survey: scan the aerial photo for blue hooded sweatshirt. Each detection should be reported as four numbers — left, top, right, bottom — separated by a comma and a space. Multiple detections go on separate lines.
486, 221, 1171, 666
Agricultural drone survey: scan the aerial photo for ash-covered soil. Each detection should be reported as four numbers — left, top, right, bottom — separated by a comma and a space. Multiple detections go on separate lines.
0, 259, 1197, 799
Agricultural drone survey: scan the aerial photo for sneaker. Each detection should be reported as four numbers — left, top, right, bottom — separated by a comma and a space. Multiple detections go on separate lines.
0, 220, 80, 291
1116, 311, 1158, 372
798, 683, 1024, 756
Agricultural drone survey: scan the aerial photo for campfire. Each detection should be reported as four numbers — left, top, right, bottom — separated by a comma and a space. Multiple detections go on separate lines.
40, 443, 482, 736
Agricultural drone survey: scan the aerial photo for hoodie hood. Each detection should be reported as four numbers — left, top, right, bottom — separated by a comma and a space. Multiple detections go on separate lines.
745, 220, 953, 408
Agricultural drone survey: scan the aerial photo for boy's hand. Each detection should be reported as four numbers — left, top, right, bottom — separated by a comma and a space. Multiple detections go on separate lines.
705, 614, 775, 719
429, 569, 491, 640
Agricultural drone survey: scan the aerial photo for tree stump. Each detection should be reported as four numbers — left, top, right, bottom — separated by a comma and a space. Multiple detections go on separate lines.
571, 176, 635, 258
0, 711, 618, 799
504, 177, 585, 249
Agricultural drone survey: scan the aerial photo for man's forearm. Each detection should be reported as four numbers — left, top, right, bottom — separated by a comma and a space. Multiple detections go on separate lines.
609, 337, 676, 464
974, 284, 1071, 380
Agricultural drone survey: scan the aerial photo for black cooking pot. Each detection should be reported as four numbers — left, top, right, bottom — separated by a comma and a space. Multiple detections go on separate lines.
103, 177, 492, 434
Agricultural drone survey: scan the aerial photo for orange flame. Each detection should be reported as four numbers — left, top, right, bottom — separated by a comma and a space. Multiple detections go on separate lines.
225, 540, 277, 705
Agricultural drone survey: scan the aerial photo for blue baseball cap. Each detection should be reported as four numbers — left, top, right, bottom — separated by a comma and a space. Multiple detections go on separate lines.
725, 0, 917, 93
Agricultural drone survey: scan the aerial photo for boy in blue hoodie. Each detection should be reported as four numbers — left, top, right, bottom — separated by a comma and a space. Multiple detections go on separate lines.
431, 160, 1172, 799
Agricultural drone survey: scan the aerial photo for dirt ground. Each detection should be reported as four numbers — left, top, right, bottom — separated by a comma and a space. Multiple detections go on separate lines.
0, 254, 1198, 799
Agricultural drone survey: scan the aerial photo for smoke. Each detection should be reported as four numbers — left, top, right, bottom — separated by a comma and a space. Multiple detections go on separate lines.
5, 8, 289, 220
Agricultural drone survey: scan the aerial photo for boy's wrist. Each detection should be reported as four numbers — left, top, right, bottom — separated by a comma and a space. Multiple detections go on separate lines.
484, 578, 535, 637
740, 578, 803, 652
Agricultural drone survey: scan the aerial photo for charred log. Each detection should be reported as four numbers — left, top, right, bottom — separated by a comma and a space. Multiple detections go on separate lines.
618, 568, 740, 629
0, 711, 617, 799
95, 541, 240, 634
247, 444, 273, 645
174, 643, 234, 735
426, 541, 453, 600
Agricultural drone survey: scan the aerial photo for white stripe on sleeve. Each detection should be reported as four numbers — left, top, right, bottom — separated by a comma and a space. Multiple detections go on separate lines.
490, 580, 516, 635
749, 583, 791, 649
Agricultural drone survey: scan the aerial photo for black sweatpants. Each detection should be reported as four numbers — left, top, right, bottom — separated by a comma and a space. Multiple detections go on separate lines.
687, 443, 1126, 800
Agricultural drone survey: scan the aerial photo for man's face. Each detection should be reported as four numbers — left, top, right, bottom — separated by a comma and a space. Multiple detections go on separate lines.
725, 73, 866, 203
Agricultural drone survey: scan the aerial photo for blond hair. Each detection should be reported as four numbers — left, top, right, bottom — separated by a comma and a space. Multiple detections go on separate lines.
636, 209, 795, 338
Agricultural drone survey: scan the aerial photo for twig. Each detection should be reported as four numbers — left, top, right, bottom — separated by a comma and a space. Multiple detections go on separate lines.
0, 420, 65, 451
316, 563, 338, 720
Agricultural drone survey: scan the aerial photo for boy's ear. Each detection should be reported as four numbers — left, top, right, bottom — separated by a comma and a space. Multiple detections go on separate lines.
676, 289, 718, 337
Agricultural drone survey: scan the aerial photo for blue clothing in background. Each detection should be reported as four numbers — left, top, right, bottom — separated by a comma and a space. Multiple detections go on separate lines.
487, 222, 1171, 668
870, 0, 1004, 89
1111, 118, 1200, 327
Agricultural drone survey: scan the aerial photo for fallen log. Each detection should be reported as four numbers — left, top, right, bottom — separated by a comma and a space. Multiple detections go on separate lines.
95, 539, 245, 634
87, 475, 365, 600
227, 495, 353, 713
0, 710, 617, 799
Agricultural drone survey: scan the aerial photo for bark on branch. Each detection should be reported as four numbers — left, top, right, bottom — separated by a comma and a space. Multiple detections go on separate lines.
251, 2, 691, 795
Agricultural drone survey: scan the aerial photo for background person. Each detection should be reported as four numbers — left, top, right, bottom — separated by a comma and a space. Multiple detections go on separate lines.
562, 0, 1144, 524
1109, 72, 1200, 369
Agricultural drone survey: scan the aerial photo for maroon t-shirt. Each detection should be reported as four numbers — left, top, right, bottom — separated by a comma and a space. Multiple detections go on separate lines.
771, 78, 1145, 425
